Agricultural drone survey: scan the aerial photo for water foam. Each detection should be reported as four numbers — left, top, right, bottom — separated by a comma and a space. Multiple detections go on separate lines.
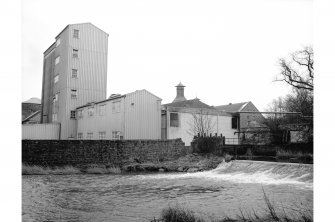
137, 160, 313, 189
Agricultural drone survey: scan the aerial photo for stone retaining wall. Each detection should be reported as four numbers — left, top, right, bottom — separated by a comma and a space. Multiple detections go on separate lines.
22, 139, 189, 167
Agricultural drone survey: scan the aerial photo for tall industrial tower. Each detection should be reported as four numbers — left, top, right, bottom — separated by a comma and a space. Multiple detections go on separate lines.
41, 23, 109, 139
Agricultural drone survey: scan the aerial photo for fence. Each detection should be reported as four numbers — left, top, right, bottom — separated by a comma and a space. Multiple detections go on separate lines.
22, 123, 60, 140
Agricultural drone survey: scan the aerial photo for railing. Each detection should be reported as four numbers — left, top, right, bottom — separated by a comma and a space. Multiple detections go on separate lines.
225, 138, 241, 145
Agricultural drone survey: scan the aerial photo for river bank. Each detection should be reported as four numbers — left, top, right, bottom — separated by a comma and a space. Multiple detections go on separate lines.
22, 151, 312, 175
22, 153, 223, 175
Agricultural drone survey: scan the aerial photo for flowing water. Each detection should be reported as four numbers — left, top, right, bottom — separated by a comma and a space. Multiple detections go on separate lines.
22, 160, 313, 222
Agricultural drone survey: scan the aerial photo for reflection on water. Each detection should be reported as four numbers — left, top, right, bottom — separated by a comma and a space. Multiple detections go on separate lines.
22, 161, 313, 222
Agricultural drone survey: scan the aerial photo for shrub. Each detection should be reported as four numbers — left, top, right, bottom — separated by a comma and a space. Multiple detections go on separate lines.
161, 205, 205, 222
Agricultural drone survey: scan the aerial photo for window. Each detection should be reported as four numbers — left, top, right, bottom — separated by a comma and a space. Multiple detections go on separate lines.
70, 110, 76, 119
170, 113, 179, 127
52, 93, 59, 113
112, 131, 120, 140
232, 117, 239, 129
54, 75, 59, 83
71, 89, 77, 99
99, 132, 106, 140
112, 101, 121, 113
52, 113, 58, 122
99, 104, 106, 116
56, 38, 61, 47
77, 133, 83, 139
55, 56, 60, 65
72, 69, 78, 78
73, 29, 79, 38
88, 107, 95, 116
77, 110, 83, 118
72, 49, 78, 58
87, 132, 93, 140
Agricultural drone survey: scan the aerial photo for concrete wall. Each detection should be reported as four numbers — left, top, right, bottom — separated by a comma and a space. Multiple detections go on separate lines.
22, 123, 60, 140
22, 139, 187, 167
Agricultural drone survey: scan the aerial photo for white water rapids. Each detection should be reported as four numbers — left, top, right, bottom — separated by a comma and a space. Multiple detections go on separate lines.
137, 160, 313, 189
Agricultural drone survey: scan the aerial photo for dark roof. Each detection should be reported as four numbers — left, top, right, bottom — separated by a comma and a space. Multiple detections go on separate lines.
163, 99, 214, 109
22, 110, 41, 123
175, 82, 185, 87
215, 102, 249, 112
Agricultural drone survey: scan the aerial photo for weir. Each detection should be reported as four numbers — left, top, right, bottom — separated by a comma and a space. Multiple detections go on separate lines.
138, 160, 313, 189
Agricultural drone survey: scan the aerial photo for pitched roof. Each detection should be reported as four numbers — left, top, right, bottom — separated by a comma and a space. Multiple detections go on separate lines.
23, 97, 41, 104
76, 89, 161, 109
215, 102, 249, 112
22, 110, 41, 123
163, 99, 214, 109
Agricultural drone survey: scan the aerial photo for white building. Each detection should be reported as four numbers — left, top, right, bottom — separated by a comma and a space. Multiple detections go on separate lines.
161, 83, 239, 146
76, 90, 162, 140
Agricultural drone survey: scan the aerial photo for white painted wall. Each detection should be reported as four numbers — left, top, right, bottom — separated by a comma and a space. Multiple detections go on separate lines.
167, 111, 238, 146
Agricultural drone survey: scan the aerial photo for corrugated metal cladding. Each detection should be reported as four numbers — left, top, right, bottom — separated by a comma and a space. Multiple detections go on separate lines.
62, 23, 108, 139
40, 23, 108, 139
76, 90, 161, 140
22, 124, 60, 140
124, 90, 161, 139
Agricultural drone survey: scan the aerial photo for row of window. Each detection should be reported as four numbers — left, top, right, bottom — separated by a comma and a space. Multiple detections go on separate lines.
77, 104, 106, 119
76, 101, 121, 119
77, 131, 121, 140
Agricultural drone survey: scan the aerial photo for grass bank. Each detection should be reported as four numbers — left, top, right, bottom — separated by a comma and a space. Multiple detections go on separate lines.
22, 164, 121, 175
151, 191, 312, 222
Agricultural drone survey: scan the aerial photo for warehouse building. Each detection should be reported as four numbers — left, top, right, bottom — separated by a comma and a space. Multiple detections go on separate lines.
76, 89, 162, 140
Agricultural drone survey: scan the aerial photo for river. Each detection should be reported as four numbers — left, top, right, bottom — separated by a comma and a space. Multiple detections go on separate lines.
22, 160, 313, 222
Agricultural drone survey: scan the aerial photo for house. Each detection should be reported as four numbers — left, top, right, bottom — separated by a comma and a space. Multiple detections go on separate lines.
40, 23, 109, 139
215, 102, 269, 144
76, 89, 162, 140
161, 83, 238, 146
22, 97, 41, 122
215, 101, 265, 129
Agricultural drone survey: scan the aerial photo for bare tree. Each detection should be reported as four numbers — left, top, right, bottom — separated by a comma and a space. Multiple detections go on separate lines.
276, 46, 313, 91
187, 109, 215, 137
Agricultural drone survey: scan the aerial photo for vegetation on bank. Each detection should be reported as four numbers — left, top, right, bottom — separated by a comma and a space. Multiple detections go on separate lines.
22, 149, 313, 175
22, 164, 121, 175
22, 153, 224, 175
151, 192, 312, 222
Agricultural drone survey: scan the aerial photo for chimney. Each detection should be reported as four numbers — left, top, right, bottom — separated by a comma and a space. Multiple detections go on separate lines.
173, 82, 187, 103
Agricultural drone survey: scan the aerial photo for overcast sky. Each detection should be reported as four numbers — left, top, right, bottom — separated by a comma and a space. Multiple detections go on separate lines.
22, 0, 312, 111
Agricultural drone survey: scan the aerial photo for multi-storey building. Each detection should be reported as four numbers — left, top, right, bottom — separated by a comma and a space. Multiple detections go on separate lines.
41, 23, 109, 139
